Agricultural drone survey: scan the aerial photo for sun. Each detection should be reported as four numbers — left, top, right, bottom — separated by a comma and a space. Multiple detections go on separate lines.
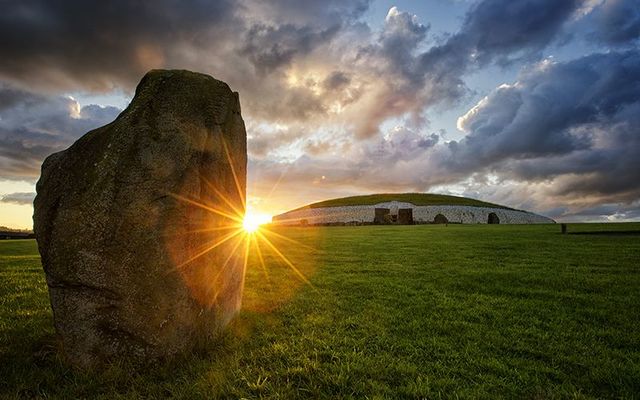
243, 212, 271, 234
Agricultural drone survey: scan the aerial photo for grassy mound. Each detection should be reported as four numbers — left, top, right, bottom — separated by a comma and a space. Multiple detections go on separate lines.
293, 193, 514, 211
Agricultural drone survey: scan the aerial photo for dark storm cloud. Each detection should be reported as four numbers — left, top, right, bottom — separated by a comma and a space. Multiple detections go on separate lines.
414, 0, 580, 85
0, 0, 239, 91
0, 0, 372, 93
415, 0, 580, 104
0, 192, 36, 205
0, 0, 583, 141
0, 84, 120, 179
240, 23, 342, 75
230, 0, 371, 124
459, 0, 580, 63
242, 0, 370, 26
590, 0, 640, 46
238, 0, 370, 74
322, 71, 351, 90
350, 0, 582, 138
450, 50, 640, 201
251, 49, 640, 218
0, 0, 371, 171
1, 0, 638, 222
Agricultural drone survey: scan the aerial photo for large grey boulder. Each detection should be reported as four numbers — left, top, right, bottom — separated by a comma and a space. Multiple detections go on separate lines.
33, 69, 247, 368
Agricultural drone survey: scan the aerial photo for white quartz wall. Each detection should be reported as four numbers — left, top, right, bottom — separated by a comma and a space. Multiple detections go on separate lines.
272, 201, 554, 225
411, 205, 553, 224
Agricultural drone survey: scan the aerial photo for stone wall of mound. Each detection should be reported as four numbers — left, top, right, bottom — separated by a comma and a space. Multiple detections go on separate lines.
272, 201, 554, 225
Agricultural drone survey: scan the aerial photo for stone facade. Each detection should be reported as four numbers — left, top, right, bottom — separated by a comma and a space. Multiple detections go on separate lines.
273, 201, 554, 225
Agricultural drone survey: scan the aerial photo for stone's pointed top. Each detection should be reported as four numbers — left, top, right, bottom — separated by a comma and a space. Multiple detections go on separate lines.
33, 70, 247, 369
135, 69, 233, 96
124, 69, 242, 126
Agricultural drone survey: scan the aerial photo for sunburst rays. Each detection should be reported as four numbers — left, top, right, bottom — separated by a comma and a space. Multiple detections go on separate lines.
168, 137, 317, 308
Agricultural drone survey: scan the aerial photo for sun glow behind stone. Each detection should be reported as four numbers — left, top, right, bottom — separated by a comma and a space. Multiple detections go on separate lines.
243, 212, 271, 233
168, 136, 314, 309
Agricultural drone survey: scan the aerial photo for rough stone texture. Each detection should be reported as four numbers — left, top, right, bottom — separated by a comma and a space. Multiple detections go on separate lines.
33, 70, 247, 368
273, 201, 555, 225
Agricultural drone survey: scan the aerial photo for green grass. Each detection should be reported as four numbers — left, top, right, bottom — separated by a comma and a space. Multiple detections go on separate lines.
292, 192, 514, 211
1, 223, 639, 399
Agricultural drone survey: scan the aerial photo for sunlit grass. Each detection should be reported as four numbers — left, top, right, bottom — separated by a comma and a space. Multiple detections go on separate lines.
2, 224, 640, 398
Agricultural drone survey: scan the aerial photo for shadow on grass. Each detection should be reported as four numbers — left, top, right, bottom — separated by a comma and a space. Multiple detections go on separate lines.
0, 229, 323, 396
1, 306, 288, 398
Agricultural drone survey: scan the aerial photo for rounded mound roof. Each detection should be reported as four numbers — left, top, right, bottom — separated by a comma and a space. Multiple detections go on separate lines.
292, 193, 515, 211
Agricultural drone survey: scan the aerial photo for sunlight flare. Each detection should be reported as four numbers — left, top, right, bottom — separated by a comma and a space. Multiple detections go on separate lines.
169, 180, 315, 309
243, 212, 271, 233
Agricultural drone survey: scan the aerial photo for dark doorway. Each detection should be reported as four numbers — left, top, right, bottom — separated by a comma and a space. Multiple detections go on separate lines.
374, 208, 390, 224
488, 213, 500, 224
398, 208, 413, 224
433, 214, 448, 224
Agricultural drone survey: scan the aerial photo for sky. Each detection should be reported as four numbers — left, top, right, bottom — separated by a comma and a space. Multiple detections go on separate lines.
1, 0, 639, 229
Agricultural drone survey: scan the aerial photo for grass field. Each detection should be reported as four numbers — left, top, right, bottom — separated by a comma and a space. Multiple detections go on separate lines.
291, 192, 514, 211
1, 223, 639, 399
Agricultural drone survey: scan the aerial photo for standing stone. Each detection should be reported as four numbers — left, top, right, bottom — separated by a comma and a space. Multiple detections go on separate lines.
33, 70, 247, 368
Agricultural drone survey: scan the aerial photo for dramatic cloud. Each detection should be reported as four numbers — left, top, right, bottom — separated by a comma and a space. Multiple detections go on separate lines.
240, 0, 369, 26
0, 84, 120, 179
0, 0, 586, 141
414, 0, 581, 108
0, 192, 35, 205
346, 0, 583, 138
0, 0, 638, 222
444, 50, 640, 214
241, 23, 341, 75
250, 126, 444, 198
250, 49, 640, 218
589, 0, 640, 46
0, 0, 239, 91
459, 0, 580, 63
